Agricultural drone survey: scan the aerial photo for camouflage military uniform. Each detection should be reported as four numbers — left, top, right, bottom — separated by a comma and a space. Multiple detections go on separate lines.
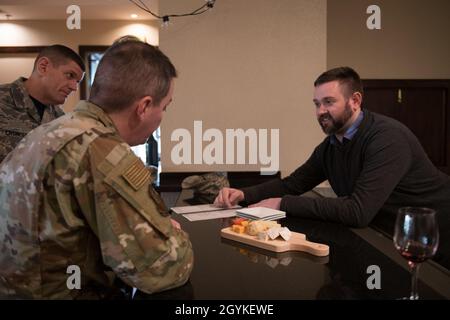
0, 77, 64, 163
182, 172, 230, 203
0, 101, 194, 299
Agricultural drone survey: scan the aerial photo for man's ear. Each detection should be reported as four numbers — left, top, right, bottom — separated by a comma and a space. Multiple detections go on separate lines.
135, 96, 153, 120
351, 92, 363, 110
35, 57, 51, 75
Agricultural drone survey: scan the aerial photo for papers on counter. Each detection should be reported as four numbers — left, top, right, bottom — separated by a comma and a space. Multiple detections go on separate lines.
236, 207, 286, 221
182, 209, 238, 222
170, 204, 241, 222
171, 204, 241, 215
170, 204, 285, 222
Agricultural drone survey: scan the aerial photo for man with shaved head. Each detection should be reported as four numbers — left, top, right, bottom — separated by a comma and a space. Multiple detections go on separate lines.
0, 44, 85, 163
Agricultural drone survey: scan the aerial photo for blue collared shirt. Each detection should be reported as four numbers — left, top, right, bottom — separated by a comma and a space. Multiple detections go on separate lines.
330, 110, 364, 145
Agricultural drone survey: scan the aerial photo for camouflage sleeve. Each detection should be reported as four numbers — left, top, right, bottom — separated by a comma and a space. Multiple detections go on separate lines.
0, 83, 31, 163
74, 135, 193, 294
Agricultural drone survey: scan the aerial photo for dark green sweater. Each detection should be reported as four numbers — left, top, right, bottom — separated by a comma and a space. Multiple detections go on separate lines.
243, 110, 450, 266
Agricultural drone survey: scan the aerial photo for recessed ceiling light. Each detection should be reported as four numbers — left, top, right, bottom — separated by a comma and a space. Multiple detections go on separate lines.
130, 14, 138, 19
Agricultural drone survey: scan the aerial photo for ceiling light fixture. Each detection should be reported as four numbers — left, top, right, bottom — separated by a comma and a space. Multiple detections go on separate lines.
128, 0, 216, 28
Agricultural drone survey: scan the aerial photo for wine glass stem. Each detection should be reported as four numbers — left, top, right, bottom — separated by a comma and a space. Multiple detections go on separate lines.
409, 261, 420, 300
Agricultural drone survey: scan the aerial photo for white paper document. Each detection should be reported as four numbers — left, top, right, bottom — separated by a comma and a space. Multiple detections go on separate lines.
236, 207, 286, 220
171, 204, 241, 215
182, 209, 238, 222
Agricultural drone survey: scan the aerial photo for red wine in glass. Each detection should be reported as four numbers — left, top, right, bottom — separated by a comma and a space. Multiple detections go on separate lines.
394, 207, 439, 300
399, 242, 435, 263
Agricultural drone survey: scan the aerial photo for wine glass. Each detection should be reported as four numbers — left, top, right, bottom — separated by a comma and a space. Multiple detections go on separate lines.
393, 207, 439, 300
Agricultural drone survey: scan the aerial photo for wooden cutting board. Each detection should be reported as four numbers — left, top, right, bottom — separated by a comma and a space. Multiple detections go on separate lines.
221, 227, 329, 257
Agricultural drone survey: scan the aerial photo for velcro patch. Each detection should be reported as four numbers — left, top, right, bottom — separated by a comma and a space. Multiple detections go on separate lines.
122, 158, 151, 191
105, 143, 130, 166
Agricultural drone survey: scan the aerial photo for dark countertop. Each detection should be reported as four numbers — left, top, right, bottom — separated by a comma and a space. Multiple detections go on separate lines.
135, 190, 450, 300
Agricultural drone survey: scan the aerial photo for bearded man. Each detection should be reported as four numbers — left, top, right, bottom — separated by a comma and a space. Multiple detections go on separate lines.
215, 66, 450, 269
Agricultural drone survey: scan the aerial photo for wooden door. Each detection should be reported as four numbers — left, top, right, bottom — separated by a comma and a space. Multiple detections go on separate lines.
362, 80, 450, 175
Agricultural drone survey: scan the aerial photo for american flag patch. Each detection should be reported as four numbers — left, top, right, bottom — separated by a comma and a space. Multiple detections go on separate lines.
122, 158, 150, 191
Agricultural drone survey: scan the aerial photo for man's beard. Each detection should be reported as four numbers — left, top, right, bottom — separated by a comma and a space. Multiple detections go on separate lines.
318, 102, 354, 135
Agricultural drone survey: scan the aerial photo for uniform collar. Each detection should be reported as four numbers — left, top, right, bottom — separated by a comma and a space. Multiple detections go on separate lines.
11, 77, 42, 123
11, 77, 64, 123
73, 100, 120, 133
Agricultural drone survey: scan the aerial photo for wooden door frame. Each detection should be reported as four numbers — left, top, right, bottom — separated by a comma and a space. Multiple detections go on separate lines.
0, 46, 46, 54
78, 45, 109, 100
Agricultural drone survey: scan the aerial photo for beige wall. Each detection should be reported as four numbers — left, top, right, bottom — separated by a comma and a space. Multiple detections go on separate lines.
159, 0, 327, 177
0, 20, 159, 111
0, 53, 37, 84
328, 0, 450, 78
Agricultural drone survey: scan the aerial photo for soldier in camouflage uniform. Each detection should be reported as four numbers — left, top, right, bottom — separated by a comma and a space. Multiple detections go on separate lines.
0, 45, 85, 163
0, 40, 193, 299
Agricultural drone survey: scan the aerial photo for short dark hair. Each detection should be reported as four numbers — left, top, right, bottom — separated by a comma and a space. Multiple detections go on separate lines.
111, 35, 142, 45
314, 67, 363, 98
34, 45, 85, 72
89, 40, 177, 112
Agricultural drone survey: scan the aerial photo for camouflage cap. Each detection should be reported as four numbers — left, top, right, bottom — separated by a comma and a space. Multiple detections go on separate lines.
181, 172, 229, 200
